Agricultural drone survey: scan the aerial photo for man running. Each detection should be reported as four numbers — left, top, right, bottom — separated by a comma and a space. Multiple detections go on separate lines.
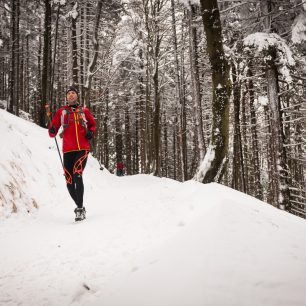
48, 86, 96, 221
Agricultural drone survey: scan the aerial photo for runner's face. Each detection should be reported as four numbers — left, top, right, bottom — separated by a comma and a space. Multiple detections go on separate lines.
67, 91, 78, 104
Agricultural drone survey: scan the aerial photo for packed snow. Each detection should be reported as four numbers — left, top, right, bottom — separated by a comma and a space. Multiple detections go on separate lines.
1, 109, 306, 306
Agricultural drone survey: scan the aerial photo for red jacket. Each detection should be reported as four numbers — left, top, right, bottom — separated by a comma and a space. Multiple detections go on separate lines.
117, 162, 124, 170
48, 105, 96, 153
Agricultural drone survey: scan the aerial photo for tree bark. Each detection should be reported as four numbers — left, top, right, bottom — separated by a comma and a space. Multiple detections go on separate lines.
266, 49, 290, 210
248, 64, 263, 200
40, 0, 51, 127
50, 4, 61, 111
196, 0, 231, 183
231, 60, 245, 192
8, 0, 16, 114
171, 0, 186, 181
189, 4, 205, 163
84, 0, 103, 107
71, 3, 79, 87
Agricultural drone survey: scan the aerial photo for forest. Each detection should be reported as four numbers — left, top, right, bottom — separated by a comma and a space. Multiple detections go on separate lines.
0, 0, 305, 218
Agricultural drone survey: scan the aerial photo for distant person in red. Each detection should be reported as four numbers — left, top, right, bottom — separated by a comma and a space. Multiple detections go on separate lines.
48, 86, 96, 221
116, 162, 124, 176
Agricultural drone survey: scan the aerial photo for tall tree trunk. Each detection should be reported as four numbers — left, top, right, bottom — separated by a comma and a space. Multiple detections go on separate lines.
20, 38, 24, 111
8, 0, 16, 114
115, 105, 123, 165
15, 0, 20, 116
79, 6, 85, 103
180, 17, 188, 179
35, 21, 43, 124
152, 51, 160, 176
196, 0, 231, 183
171, 0, 186, 181
173, 125, 177, 180
163, 112, 169, 177
103, 88, 109, 169
137, 30, 145, 173
152, 0, 162, 176
71, 3, 79, 87
248, 64, 263, 200
25, 33, 29, 113
241, 88, 249, 194
231, 60, 245, 192
189, 4, 205, 162
142, 0, 152, 174
50, 4, 61, 110
84, 0, 103, 107
125, 97, 132, 175
40, 0, 51, 127
266, 49, 290, 210
260, 0, 272, 31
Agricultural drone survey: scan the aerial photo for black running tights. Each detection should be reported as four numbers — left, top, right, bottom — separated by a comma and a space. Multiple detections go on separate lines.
63, 150, 89, 208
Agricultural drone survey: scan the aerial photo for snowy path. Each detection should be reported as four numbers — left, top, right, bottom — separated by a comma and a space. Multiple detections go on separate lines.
0, 172, 208, 306
2, 174, 306, 306
1, 109, 306, 306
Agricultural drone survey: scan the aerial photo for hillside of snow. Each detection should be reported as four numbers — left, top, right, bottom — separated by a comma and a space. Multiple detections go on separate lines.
1, 108, 306, 306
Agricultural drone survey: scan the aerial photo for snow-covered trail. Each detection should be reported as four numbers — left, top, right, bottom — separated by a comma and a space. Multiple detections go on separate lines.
2, 174, 306, 306
0, 157, 211, 306
1, 109, 306, 306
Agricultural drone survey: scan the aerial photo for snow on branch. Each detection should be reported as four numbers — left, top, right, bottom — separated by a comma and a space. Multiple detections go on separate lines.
53, 0, 66, 5
66, 2, 78, 19
292, 12, 306, 44
177, 0, 200, 6
243, 32, 295, 83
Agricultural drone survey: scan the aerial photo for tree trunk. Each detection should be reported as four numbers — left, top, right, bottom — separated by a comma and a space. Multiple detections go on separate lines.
71, 3, 79, 87
189, 4, 205, 162
84, 0, 103, 107
248, 64, 263, 200
40, 0, 51, 127
125, 98, 132, 175
152, 0, 162, 176
50, 4, 61, 110
115, 105, 123, 166
15, 0, 20, 116
196, 0, 231, 183
8, 0, 16, 114
103, 88, 109, 169
231, 60, 245, 192
266, 49, 290, 210
171, 0, 186, 181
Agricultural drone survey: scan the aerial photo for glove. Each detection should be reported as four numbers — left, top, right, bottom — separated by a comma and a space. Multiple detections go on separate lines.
85, 130, 93, 140
49, 126, 56, 135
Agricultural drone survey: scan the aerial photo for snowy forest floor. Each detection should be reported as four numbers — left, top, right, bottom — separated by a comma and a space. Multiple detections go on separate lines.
1, 109, 306, 306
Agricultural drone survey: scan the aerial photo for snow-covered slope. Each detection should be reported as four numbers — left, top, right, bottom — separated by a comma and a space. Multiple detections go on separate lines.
1, 109, 306, 306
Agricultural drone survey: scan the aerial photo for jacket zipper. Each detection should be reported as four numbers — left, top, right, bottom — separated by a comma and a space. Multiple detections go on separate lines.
74, 112, 81, 150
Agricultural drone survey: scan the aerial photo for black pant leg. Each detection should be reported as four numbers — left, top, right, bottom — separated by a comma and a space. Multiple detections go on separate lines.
72, 150, 89, 208
63, 151, 78, 205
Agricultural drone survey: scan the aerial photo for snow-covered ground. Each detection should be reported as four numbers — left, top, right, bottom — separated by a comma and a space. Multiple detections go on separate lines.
1, 108, 306, 306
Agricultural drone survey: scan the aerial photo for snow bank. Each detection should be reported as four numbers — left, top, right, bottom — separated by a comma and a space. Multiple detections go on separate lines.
0, 109, 106, 218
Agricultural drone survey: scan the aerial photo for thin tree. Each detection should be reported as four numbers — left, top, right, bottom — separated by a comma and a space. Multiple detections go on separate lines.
40, 0, 51, 127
